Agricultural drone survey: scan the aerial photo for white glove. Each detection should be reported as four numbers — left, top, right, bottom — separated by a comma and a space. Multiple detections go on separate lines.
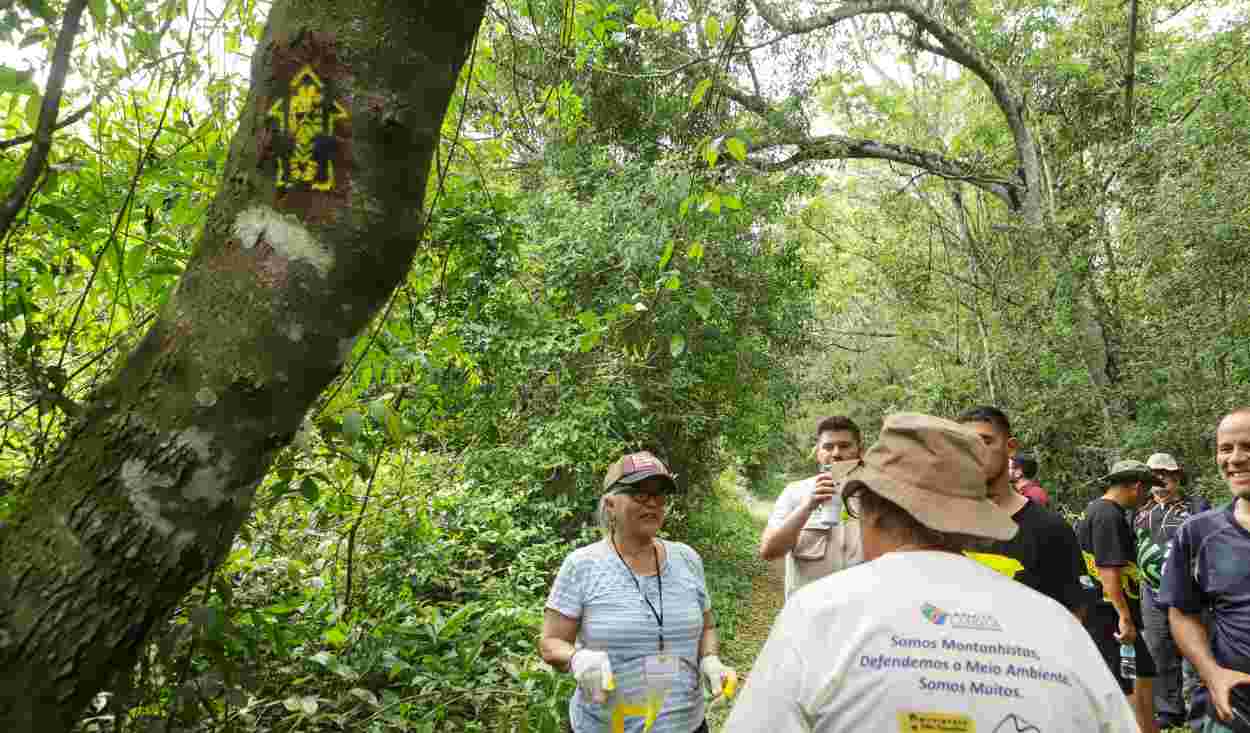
570, 649, 614, 703
700, 655, 737, 698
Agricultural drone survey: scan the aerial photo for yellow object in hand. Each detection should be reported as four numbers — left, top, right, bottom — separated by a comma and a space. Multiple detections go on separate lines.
723, 670, 738, 699
602, 656, 616, 691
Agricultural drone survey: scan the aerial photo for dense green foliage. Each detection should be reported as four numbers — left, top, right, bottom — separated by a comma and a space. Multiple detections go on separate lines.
0, 0, 1247, 730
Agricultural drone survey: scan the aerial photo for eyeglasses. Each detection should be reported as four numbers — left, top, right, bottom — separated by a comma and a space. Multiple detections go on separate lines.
615, 487, 671, 502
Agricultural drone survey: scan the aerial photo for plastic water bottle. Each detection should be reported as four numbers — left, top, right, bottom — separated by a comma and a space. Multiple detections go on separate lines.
1119, 643, 1136, 680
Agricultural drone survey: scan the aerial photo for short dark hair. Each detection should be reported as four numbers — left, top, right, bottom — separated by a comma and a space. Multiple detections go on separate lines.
956, 406, 1012, 437
1012, 453, 1039, 479
816, 415, 861, 446
844, 481, 988, 553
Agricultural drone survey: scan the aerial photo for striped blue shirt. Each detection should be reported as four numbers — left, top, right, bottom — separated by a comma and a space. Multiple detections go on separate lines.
547, 539, 711, 733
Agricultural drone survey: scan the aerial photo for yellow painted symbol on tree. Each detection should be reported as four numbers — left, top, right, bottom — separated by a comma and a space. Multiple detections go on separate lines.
267, 65, 348, 192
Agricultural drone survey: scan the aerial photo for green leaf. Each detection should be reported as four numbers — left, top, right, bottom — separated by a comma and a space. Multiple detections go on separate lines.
342, 410, 363, 439
664, 275, 681, 291
35, 204, 75, 228
658, 240, 674, 270
690, 78, 712, 109
369, 399, 388, 424
704, 16, 720, 44
300, 476, 320, 504
692, 286, 714, 319
25, 92, 41, 132
0, 66, 37, 95
385, 406, 405, 444
634, 7, 660, 29
624, 397, 644, 411
577, 310, 598, 329
18, 0, 54, 23
678, 195, 693, 218
578, 332, 600, 352
323, 626, 347, 647
703, 142, 719, 168
723, 194, 743, 210
687, 241, 704, 263
126, 243, 148, 278
670, 333, 686, 357
725, 136, 747, 161
703, 191, 722, 214
88, 0, 108, 28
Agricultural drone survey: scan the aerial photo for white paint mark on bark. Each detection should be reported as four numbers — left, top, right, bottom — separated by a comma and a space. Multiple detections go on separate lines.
176, 428, 233, 507
286, 323, 304, 342
233, 205, 334, 277
196, 388, 218, 408
120, 459, 175, 536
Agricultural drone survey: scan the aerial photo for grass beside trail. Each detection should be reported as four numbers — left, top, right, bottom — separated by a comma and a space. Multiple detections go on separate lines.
682, 469, 787, 732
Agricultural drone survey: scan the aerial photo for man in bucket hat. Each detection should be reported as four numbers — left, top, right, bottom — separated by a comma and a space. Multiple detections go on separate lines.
1078, 459, 1164, 733
725, 414, 1137, 732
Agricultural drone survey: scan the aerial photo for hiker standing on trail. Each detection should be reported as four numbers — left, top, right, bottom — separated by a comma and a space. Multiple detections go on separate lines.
1160, 408, 1250, 733
1009, 451, 1050, 506
539, 451, 736, 733
758, 416, 863, 600
956, 407, 1088, 615
725, 413, 1138, 733
1077, 459, 1162, 733
1137, 451, 1207, 729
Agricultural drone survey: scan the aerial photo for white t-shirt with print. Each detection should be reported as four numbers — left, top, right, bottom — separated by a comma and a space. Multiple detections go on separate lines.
725, 551, 1138, 733
767, 475, 863, 598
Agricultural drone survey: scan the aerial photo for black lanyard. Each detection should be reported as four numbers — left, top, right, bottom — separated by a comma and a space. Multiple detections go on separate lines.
613, 538, 664, 652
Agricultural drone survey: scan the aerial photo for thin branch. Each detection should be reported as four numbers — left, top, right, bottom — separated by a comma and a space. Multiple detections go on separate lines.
0, 0, 90, 242
0, 52, 185, 152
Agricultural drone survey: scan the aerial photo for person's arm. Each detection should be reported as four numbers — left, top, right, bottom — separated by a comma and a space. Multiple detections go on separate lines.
1171, 607, 1250, 722
759, 478, 832, 561
539, 608, 580, 671
697, 609, 718, 660
1096, 565, 1136, 642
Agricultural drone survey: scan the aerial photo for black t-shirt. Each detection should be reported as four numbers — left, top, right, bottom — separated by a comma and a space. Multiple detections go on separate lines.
1077, 498, 1143, 623
964, 499, 1087, 610
1158, 503, 1250, 675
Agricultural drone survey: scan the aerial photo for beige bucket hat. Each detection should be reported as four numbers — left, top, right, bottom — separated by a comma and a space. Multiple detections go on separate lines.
845, 413, 1018, 541
1146, 453, 1181, 472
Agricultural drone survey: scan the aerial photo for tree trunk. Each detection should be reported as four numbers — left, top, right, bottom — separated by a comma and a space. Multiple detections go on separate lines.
0, 2, 486, 730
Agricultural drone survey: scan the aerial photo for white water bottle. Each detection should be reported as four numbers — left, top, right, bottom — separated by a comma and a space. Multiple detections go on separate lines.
1119, 643, 1136, 680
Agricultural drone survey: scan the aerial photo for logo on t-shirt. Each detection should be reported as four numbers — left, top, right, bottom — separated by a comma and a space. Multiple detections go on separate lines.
921, 603, 1003, 631
992, 713, 1040, 733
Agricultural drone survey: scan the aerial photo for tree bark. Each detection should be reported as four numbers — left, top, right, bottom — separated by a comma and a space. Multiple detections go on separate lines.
0, 1, 486, 730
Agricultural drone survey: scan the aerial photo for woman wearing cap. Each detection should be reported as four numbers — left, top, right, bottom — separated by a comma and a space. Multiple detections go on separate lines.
538, 451, 736, 733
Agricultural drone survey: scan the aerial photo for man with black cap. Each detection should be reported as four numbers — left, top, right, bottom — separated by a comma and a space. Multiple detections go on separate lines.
1078, 459, 1162, 733
725, 413, 1137, 732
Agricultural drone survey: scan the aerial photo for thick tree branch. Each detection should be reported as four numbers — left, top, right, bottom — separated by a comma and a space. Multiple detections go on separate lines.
732, 118, 1022, 209
0, 0, 89, 243
750, 0, 1044, 224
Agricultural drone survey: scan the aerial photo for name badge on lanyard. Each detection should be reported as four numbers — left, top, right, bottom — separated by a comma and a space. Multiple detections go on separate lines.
643, 653, 679, 695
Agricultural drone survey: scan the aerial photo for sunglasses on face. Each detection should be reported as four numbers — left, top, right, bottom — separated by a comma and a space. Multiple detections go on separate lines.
615, 486, 671, 500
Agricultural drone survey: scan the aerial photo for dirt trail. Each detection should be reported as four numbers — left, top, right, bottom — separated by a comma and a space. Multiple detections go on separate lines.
706, 490, 786, 731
